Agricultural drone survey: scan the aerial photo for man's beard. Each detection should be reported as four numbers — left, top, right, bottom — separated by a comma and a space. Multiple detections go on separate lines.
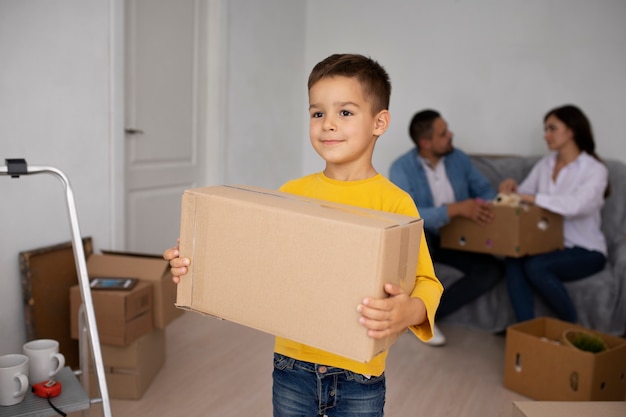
436, 145, 454, 158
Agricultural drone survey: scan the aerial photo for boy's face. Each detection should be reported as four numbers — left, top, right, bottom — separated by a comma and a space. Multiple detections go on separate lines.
308, 76, 388, 177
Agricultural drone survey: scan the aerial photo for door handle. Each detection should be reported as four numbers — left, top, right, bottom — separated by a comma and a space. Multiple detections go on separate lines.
125, 128, 145, 135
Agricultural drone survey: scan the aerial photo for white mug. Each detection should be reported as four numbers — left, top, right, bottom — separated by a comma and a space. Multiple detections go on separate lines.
0, 353, 29, 406
22, 339, 65, 385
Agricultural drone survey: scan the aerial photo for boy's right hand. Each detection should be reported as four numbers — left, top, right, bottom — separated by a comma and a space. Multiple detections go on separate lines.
162, 244, 191, 284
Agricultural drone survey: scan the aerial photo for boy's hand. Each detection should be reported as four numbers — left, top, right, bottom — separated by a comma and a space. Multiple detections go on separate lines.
357, 283, 426, 340
162, 243, 190, 284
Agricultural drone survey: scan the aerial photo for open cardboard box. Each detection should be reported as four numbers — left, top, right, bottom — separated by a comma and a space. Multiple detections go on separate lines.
176, 185, 424, 363
512, 401, 626, 417
440, 205, 563, 257
504, 317, 626, 401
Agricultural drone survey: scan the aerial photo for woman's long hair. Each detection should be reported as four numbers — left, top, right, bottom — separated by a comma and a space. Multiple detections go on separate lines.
544, 104, 610, 198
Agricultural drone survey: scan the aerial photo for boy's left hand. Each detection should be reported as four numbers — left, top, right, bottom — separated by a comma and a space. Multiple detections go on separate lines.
357, 283, 426, 340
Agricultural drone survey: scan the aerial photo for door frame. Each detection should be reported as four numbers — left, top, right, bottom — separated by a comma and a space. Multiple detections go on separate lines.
108, 0, 227, 250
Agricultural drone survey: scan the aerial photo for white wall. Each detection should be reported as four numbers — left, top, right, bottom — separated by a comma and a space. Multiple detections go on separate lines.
225, 0, 306, 188
0, 0, 114, 354
302, 0, 626, 176
1, 0, 625, 355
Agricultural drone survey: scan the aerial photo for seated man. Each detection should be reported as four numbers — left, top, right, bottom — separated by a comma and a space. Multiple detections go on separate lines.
390, 109, 503, 345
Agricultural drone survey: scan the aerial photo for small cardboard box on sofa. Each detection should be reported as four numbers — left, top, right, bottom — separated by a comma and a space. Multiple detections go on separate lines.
176, 185, 423, 363
440, 204, 563, 257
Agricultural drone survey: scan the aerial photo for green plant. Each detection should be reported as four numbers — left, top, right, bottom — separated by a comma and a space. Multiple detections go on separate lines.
562, 329, 607, 353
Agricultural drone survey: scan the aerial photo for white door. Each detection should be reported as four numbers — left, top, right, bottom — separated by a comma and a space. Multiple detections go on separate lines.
124, 0, 223, 254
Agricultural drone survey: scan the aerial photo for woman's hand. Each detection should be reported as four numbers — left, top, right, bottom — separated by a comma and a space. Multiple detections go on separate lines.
498, 178, 518, 194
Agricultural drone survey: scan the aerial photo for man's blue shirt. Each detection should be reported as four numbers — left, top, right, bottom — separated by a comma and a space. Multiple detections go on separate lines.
389, 148, 496, 234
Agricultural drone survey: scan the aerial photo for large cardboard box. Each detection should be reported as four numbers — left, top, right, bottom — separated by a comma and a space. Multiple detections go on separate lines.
440, 205, 563, 257
88, 329, 166, 400
512, 401, 626, 417
70, 281, 153, 346
90, 252, 184, 328
176, 185, 423, 363
504, 317, 626, 401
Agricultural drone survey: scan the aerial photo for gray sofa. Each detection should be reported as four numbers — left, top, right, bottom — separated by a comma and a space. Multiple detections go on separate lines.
437, 155, 626, 336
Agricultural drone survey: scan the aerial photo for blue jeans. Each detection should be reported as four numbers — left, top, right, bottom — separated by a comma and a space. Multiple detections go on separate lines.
505, 247, 606, 323
426, 232, 504, 318
272, 354, 385, 417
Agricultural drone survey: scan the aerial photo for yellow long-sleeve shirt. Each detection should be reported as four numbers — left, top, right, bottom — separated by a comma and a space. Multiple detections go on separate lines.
275, 172, 443, 376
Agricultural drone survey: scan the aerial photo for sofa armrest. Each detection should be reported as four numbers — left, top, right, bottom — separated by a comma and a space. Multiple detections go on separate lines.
609, 240, 626, 336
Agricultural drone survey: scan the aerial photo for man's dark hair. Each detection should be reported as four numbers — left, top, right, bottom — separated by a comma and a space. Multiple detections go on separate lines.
308, 54, 391, 114
408, 109, 440, 148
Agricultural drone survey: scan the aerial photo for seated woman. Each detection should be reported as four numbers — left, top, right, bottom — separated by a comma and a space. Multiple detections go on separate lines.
499, 104, 609, 323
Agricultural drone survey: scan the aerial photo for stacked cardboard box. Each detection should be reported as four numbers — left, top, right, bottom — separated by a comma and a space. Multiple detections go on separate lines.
70, 252, 184, 399
87, 330, 166, 400
70, 281, 153, 345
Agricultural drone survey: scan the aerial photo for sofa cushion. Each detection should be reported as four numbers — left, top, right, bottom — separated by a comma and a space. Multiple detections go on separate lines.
602, 159, 626, 251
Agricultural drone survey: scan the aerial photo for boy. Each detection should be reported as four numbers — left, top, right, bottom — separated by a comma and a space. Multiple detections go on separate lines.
164, 53, 442, 417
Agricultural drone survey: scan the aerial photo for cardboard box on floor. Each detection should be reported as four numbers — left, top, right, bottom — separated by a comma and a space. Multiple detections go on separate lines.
440, 205, 563, 257
504, 317, 626, 401
176, 185, 423, 363
90, 251, 184, 329
512, 401, 626, 417
88, 329, 166, 400
70, 281, 153, 346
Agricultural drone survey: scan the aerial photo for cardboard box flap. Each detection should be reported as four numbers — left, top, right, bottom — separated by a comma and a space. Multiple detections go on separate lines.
87, 253, 168, 281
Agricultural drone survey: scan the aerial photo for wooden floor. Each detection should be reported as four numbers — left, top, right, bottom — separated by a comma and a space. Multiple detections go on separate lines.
85, 312, 528, 417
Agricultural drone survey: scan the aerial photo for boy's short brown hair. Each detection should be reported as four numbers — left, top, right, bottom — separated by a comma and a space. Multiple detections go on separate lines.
308, 54, 391, 114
